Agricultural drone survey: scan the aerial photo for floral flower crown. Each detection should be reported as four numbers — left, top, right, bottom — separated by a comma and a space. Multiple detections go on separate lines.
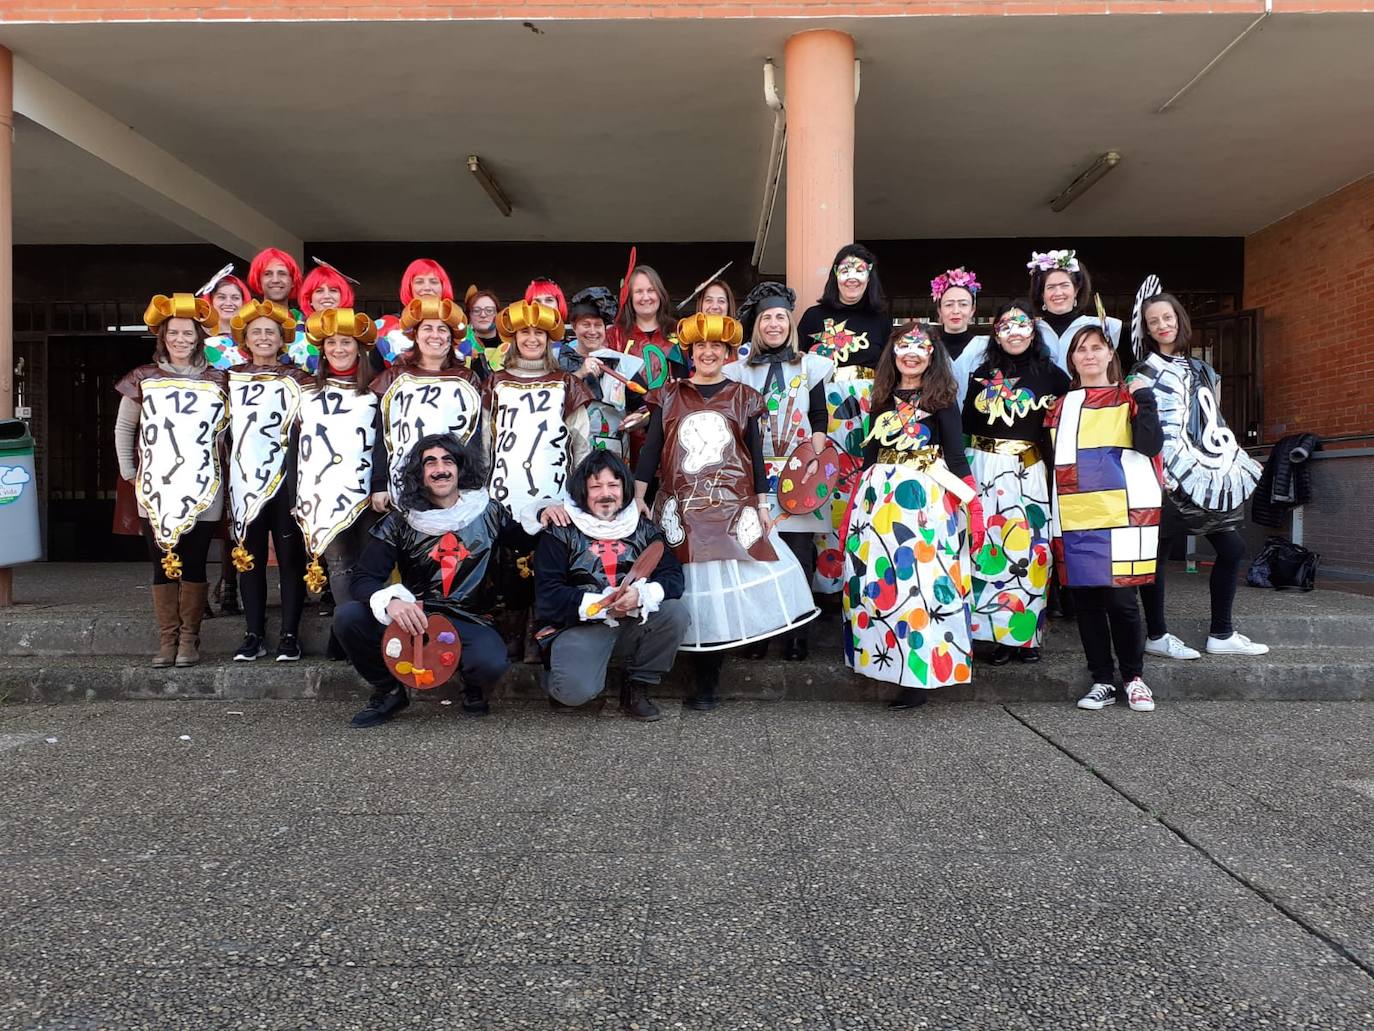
1026, 249, 1080, 273
930, 267, 981, 302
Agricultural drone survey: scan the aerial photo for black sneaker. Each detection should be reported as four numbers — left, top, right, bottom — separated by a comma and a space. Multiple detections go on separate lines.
888, 688, 929, 710
462, 685, 490, 716
318, 593, 335, 618
233, 633, 266, 662
1016, 647, 1042, 664
350, 686, 409, 728
275, 634, 302, 662
988, 644, 1014, 666
620, 681, 663, 722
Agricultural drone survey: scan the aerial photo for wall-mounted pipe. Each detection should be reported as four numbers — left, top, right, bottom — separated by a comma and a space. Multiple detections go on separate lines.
1157, 0, 1272, 113
751, 59, 787, 270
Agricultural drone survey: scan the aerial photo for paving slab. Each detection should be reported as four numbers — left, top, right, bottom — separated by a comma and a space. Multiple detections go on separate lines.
2, 699, 1372, 1029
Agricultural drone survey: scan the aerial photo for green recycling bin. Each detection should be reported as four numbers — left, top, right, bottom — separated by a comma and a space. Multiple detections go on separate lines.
0, 419, 41, 565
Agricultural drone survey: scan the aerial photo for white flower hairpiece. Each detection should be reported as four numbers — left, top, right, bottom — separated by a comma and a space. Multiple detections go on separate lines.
1026, 249, 1080, 273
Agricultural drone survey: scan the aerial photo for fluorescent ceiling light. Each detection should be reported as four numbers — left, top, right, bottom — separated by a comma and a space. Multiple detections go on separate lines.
1050, 152, 1121, 213
467, 155, 512, 217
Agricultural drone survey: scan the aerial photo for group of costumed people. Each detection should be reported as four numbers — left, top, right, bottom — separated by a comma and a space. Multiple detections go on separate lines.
113, 243, 1265, 725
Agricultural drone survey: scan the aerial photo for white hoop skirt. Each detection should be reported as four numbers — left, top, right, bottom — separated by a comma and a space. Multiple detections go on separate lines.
680, 531, 820, 651
966, 449, 1053, 648
843, 462, 973, 688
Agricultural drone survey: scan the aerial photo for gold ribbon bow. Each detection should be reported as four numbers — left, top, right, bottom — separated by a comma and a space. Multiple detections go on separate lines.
305, 308, 378, 346
231, 544, 256, 573
400, 297, 467, 335
160, 550, 184, 580
675, 312, 743, 349
229, 299, 298, 347
496, 300, 563, 344
144, 293, 219, 334
303, 558, 329, 594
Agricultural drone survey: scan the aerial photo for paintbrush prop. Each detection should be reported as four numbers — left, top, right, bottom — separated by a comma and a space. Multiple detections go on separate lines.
676, 260, 735, 310
586, 540, 665, 616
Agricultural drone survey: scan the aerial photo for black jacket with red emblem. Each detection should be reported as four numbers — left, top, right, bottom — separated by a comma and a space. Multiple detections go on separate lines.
533, 517, 684, 630
350, 500, 533, 625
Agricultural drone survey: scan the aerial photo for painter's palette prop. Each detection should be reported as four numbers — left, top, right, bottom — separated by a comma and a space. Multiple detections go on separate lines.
778, 439, 841, 516
381, 612, 461, 691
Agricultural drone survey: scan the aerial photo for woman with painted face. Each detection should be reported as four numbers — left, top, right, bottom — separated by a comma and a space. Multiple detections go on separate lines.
1129, 287, 1267, 660
723, 282, 833, 661
1046, 325, 1163, 713
1027, 249, 1122, 371
962, 301, 1070, 665
843, 323, 985, 709
225, 300, 312, 663
114, 294, 229, 669
607, 264, 687, 389
797, 243, 892, 595
930, 267, 982, 361
368, 297, 484, 514
634, 313, 819, 710
557, 286, 645, 458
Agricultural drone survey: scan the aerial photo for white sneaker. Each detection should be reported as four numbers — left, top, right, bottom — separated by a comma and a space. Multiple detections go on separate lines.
1206, 632, 1270, 656
1077, 683, 1116, 710
1125, 678, 1156, 712
1145, 633, 1201, 660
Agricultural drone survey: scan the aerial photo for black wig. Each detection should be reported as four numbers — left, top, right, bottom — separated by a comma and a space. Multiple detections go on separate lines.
818, 243, 887, 314
568, 449, 634, 514
398, 432, 488, 512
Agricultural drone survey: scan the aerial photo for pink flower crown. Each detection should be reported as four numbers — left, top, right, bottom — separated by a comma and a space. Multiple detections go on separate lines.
930, 267, 981, 302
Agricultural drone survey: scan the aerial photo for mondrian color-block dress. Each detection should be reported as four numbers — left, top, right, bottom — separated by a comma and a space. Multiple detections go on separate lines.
843, 390, 976, 689
1045, 385, 1164, 588
961, 356, 1070, 648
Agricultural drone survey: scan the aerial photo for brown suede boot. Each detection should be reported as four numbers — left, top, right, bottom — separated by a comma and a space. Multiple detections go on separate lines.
176, 581, 209, 667
151, 583, 181, 668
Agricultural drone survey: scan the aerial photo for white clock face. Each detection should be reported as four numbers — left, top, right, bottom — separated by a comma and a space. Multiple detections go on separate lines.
228, 372, 302, 539
382, 373, 482, 503
136, 378, 229, 548
295, 384, 378, 555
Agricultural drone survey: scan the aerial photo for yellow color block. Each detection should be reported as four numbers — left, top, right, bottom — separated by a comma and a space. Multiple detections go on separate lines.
1112, 561, 1133, 575
1057, 489, 1128, 531
1076, 404, 1133, 449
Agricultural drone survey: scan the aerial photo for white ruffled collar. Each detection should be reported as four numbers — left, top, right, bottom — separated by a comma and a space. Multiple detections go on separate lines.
405, 489, 492, 535
566, 498, 639, 540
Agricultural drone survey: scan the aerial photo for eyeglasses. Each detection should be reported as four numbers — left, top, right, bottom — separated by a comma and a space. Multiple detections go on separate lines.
469, 306, 497, 317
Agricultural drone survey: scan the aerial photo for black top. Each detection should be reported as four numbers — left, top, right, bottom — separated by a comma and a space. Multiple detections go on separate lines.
961, 352, 1071, 445
533, 517, 685, 630
937, 326, 977, 360
797, 301, 891, 371
1041, 311, 1080, 339
351, 501, 533, 625
634, 379, 767, 493
862, 388, 971, 479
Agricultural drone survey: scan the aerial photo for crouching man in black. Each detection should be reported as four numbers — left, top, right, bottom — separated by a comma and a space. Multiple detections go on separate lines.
336, 432, 542, 728
534, 450, 690, 721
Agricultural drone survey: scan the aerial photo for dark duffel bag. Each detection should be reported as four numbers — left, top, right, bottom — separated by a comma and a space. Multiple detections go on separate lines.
1247, 536, 1320, 591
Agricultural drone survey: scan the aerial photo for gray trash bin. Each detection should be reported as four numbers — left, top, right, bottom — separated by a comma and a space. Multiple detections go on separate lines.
0, 419, 41, 565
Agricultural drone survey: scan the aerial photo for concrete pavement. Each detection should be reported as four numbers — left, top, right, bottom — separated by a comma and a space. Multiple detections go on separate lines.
2, 699, 1372, 1029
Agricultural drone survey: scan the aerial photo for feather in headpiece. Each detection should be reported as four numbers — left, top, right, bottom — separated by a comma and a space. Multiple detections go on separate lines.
1131, 274, 1162, 361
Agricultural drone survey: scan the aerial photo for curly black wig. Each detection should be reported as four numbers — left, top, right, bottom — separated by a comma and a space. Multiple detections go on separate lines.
398, 432, 488, 512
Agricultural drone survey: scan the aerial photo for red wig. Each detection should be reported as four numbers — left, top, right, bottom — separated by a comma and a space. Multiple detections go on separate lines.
248, 248, 302, 300
200, 273, 252, 309
298, 265, 356, 316
399, 258, 454, 306
524, 278, 568, 322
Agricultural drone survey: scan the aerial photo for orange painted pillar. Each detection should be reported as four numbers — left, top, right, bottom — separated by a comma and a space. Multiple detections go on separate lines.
784, 29, 855, 311
0, 47, 11, 607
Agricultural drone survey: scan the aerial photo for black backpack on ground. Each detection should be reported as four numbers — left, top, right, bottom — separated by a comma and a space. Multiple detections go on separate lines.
1247, 536, 1320, 591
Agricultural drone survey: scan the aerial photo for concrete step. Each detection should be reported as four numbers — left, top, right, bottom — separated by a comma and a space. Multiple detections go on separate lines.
1, 585, 1369, 657
4, 637, 1371, 705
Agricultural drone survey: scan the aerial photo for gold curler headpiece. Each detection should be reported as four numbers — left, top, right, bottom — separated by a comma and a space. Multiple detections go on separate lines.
675, 313, 743, 349
399, 297, 467, 335
229, 299, 298, 347
496, 301, 564, 344
144, 293, 219, 334
305, 307, 378, 346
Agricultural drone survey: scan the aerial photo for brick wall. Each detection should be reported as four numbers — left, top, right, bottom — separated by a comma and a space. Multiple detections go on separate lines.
6, 0, 1368, 25
1244, 173, 1374, 444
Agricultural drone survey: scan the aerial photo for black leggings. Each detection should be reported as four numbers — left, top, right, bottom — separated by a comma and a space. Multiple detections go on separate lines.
1072, 586, 1144, 683
782, 534, 816, 642
1140, 528, 1246, 639
238, 492, 307, 638
145, 519, 214, 585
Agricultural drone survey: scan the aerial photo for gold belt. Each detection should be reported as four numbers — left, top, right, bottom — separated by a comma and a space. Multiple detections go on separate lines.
968, 435, 1041, 469
878, 445, 942, 471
